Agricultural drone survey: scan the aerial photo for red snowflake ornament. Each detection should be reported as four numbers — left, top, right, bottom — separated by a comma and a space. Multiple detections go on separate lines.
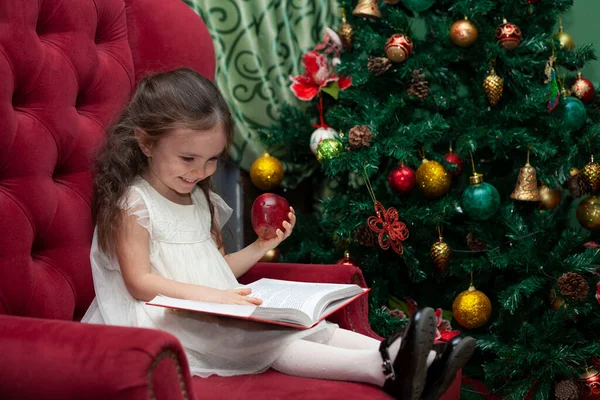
366, 201, 409, 255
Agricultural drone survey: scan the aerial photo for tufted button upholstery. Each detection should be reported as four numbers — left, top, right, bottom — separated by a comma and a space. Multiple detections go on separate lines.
0, 0, 215, 320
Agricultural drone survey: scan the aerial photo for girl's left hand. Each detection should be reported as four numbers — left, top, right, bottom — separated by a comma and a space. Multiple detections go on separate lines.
256, 207, 296, 252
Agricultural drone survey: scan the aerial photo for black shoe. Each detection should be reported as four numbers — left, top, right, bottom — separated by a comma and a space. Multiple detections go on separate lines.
380, 307, 436, 400
421, 335, 476, 400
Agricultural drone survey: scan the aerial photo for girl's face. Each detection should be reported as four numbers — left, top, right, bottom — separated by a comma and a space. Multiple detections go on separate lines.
138, 124, 227, 203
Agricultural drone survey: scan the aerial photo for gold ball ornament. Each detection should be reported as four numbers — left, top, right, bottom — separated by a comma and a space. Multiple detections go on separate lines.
416, 158, 451, 198
449, 17, 478, 48
259, 248, 280, 262
250, 152, 284, 190
431, 237, 451, 272
576, 196, 600, 232
452, 284, 492, 329
554, 27, 575, 51
316, 138, 343, 163
539, 184, 562, 210
549, 288, 566, 311
483, 68, 503, 106
385, 34, 414, 63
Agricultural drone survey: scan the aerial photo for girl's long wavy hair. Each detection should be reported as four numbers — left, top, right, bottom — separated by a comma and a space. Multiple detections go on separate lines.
93, 68, 234, 256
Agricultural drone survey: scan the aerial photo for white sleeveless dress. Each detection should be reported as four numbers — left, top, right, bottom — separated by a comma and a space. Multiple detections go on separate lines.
82, 177, 337, 377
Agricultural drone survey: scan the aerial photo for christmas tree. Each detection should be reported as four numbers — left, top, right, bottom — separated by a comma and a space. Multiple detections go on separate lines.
254, 0, 600, 397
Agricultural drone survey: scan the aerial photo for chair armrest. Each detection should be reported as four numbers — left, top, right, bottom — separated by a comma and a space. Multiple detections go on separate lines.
239, 262, 383, 340
0, 315, 195, 400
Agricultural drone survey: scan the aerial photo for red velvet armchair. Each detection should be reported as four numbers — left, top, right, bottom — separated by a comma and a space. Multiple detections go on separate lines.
0, 1, 460, 399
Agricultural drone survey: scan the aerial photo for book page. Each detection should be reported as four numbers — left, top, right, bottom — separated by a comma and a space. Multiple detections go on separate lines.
146, 295, 256, 317
247, 279, 358, 319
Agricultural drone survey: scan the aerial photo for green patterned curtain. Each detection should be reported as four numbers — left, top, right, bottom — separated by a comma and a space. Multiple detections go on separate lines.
184, 0, 339, 171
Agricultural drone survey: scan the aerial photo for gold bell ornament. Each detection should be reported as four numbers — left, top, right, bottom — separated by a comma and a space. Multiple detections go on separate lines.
510, 148, 541, 202
250, 152, 284, 190
353, 0, 381, 19
483, 65, 503, 106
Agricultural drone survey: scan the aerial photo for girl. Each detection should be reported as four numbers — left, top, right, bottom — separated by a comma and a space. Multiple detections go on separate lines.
82, 68, 475, 400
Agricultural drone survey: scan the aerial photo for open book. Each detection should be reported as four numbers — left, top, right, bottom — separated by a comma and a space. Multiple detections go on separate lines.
146, 278, 369, 329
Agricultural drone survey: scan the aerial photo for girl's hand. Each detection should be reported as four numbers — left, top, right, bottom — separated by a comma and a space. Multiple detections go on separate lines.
256, 207, 296, 252
210, 288, 263, 306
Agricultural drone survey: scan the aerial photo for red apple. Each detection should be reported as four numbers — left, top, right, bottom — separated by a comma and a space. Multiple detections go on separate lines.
251, 193, 291, 240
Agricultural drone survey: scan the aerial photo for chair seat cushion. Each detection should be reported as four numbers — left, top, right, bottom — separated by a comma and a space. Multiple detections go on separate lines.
193, 369, 392, 400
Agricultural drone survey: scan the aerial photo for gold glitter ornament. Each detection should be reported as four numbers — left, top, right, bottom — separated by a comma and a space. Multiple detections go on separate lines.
583, 155, 600, 193
250, 152, 284, 190
576, 196, 600, 232
416, 158, 451, 198
483, 68, 503, 106
452, 283, 492, 329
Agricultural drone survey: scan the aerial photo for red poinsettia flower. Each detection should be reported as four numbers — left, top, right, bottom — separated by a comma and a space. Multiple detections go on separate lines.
289, 50, 351, 101
435, 308, 461, 342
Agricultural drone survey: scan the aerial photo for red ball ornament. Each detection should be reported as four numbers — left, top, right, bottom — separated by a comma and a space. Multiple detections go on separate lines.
526, 0, 541, 4
495, 19, 521, 50
572, 72, 596, 104
388, 163, 416, 193
385, 34, 414, 63
444, 151, 464, 177
337, 250, 359, 267
579, 368, 600, 400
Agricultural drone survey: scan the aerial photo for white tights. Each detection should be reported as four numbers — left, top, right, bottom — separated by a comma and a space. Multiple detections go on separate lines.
271, 328, 436, 387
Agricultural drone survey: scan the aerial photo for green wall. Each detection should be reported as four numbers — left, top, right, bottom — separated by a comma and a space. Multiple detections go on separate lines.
564, 0, 600, 85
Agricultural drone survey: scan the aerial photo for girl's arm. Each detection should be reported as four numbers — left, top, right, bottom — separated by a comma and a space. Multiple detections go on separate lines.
116, 211, 261, 305
223, 208, 296, 278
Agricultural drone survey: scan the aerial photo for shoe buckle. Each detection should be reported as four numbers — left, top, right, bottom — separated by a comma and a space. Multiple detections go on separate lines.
382, 359, 396, 380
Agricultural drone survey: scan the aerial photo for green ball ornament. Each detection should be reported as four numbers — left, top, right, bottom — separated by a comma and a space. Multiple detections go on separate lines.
461, 173, 501, 220
552, 96, 587, 131
401, 0, 435, 13
316, 138, 343, 163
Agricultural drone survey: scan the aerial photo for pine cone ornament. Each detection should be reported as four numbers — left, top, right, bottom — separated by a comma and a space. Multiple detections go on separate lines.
431, 239, 451, 272
557, 272, 589, 301
407, 69, 430, 99
348, 125, 372, 148
554, 379, 578, 400
583, 157, 600, 193
467, 232, 488, 252
567, 172, 589, 197
368, 57, 392, 76
354, 224, 377, 247
483, 68, 503, 106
